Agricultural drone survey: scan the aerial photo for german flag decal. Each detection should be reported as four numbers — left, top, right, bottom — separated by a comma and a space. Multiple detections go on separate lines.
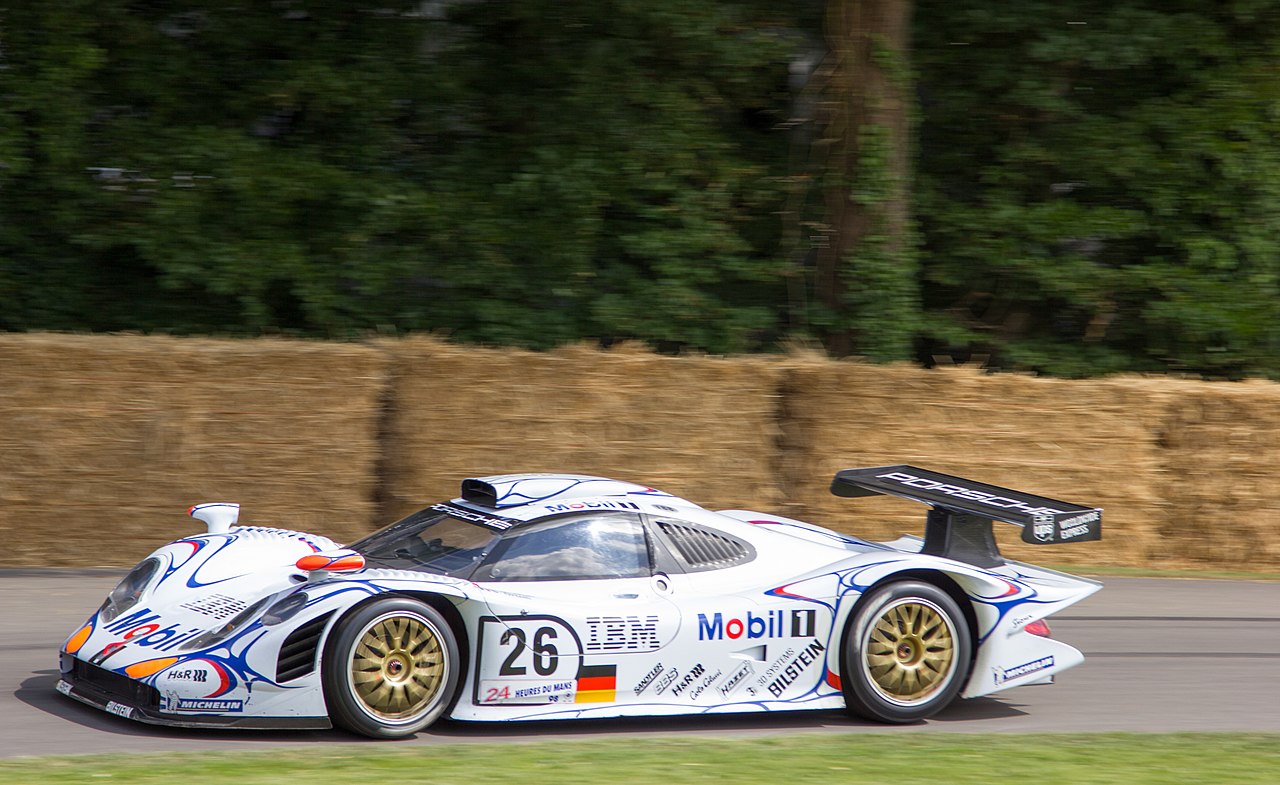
574, 664, 617, 703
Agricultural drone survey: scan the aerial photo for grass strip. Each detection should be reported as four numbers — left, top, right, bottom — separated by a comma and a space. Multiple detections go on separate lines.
3, 733, 1277, 785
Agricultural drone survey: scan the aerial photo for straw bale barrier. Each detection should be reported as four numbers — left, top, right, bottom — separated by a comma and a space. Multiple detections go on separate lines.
1154, 379, 1280, 569
378, 337, 783, 521
0, 334, 387, 566
777, 357, 1172, 568
4, 332, 1280, 572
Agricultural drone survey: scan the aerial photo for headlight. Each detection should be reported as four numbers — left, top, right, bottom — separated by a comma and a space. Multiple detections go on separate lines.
99, 558, 161, 623
180, 596, 271, 651
262, 592, 309, 626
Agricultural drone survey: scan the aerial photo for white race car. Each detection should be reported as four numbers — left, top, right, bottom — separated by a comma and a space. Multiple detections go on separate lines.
57, 466, 1102, 737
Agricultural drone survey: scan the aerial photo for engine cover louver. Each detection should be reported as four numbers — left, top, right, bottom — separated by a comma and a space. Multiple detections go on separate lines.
656, 520, 755, 571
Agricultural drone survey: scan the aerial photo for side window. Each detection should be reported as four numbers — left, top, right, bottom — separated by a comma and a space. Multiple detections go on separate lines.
473, 513, 651, 582
652, 517, 755, 572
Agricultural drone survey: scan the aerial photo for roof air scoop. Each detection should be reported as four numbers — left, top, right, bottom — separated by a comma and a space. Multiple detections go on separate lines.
188, 502, 240, 535
460, 479, 499, 508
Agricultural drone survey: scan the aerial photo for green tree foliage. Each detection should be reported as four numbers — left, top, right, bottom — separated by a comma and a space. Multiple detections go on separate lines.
1, 2, 442, 333
0, 1, 812, 353
416, 0, 812, 352
915, 1, 1280, 377
8, 1, 1280, 377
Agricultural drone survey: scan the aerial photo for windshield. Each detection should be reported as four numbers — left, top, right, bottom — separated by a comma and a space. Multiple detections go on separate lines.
352, 504, 504, 577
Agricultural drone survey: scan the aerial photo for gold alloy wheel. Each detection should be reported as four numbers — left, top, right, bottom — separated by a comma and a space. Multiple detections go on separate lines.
862, 598, 956, 705
349, 612, 446, 722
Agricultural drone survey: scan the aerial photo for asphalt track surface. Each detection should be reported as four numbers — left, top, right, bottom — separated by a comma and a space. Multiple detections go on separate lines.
3, 570, 1277, 758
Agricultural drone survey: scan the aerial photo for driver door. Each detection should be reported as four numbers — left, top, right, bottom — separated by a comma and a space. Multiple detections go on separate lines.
470, 512, 680, 709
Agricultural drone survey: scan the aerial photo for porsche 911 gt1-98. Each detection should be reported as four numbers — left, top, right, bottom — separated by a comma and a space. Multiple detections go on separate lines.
58, 465, 1102, 737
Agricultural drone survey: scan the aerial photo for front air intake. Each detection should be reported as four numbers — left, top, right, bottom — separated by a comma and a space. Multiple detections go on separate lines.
63, 655, 161, 710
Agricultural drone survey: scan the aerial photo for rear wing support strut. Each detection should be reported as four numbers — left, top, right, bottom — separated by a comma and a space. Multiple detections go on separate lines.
830, 466, 1102, 568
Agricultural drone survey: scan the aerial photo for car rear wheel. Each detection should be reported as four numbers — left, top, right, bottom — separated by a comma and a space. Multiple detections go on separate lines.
322, 597, 459, 738
842, 580, 971, 723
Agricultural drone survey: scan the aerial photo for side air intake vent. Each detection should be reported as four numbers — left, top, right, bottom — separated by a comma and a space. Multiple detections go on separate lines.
276, 612, 333, 682
656, 520, 755, 571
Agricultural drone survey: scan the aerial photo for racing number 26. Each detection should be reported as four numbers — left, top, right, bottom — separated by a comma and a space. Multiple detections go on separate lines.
499, 626, 558, 676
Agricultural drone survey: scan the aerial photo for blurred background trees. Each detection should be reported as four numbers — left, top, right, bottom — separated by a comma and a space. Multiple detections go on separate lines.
914, 1, 1280, 378
2, 1, 1280, 377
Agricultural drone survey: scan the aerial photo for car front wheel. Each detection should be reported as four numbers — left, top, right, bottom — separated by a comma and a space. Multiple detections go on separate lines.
842, 580, 972, 723
322, 597, 459, 738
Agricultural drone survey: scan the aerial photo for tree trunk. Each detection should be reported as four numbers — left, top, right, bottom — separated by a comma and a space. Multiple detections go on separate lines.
817, 0, 916, 359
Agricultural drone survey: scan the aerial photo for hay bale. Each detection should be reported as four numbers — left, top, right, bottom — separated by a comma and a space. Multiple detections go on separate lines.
379, 338, 783, 520
1154, 378, 1280, 570
0, 334, 388, 566
6, 330, 1280, 573
778, 357, 1171, 568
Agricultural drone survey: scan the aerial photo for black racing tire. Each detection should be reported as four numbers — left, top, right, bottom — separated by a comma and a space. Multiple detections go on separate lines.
321, 597, 460, 738
841, 580, 972, 723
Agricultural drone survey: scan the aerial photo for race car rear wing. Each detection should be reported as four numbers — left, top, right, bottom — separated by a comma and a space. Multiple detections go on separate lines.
831, 465, 1101, 568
